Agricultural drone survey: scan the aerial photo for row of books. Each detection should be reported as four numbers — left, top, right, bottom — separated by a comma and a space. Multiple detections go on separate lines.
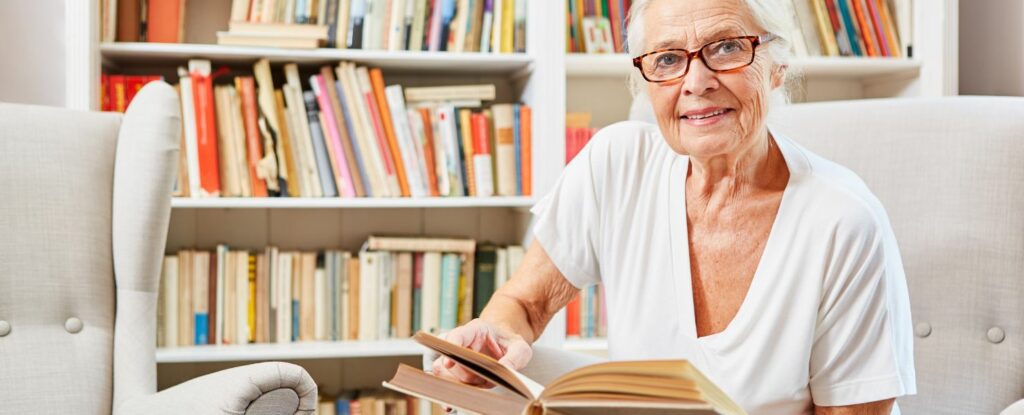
566, 0, 631, 54
156, 237, 526, 347
786, 0, 911, 58
226, 0, 528, 53
100, 75, 164, 112
100, 0, 186, 43
316, 390, 427, 415
105, 59, 534, 199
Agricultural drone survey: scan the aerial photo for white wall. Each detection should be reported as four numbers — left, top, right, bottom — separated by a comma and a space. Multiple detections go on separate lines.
959, 0, 1024, 96
0, 1, 66, 106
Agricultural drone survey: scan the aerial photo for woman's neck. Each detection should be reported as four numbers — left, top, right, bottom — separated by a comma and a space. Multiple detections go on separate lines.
687, 131, 788, 204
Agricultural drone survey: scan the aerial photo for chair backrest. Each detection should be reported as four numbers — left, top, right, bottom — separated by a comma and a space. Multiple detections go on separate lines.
0, 82, 180, 414
769, 97, 1024, 414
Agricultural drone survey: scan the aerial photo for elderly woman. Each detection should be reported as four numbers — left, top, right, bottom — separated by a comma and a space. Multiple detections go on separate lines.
433, 0, 916, 413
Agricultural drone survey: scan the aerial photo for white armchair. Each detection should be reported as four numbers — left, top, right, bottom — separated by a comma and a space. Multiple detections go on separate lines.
0, 82, 317, 414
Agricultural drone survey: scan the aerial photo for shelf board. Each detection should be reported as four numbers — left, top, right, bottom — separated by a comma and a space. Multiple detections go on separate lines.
156, 339, 425, 363
171, 196, 537, 209
101, 42, 533, 74
566, 53, 921, 80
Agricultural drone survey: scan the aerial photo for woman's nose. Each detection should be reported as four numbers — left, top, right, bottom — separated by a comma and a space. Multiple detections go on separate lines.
680, 58, 720, 96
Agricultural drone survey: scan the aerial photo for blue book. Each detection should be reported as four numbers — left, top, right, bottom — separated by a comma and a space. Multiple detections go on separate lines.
335, 80, 372, 196
835, 0, 863, 56
439, 0, 457, 51
295, 0, 309, 23
439, 253, 461, 331
303, 90, 339, 197
194, 313, 208, 345
513, 104, 522, 195
292, 300, 300, 342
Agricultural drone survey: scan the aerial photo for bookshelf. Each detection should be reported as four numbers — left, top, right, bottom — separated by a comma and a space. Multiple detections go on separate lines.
62, 0, 957, 397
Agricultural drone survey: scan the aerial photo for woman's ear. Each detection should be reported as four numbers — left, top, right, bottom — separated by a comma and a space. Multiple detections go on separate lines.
771, 64, 787, 89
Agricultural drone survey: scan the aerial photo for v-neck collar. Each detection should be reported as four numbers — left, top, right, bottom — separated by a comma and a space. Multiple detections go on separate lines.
667, 130, 807, 344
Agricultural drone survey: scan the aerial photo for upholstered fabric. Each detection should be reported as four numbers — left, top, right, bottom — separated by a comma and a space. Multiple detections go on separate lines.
0, 83, 317, 415
769, 97, 1024, 414
119, 362, 317, 415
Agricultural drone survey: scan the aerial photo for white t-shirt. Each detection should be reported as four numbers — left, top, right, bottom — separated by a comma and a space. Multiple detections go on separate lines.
531, 121, 917, 414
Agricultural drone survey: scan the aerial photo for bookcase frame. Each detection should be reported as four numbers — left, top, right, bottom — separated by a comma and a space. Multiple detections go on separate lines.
63, 0, 957, 394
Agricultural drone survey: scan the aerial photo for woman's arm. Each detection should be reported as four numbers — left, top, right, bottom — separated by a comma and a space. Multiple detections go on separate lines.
431, 241, 580, 384
816, 399, 895, 415
480, 241, 581, 343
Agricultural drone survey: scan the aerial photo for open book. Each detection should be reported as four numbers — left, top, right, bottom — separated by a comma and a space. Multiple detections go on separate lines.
382, 332, 747, 415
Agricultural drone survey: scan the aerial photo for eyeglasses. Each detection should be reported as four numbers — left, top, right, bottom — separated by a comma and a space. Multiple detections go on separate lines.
632, 33, 779, 83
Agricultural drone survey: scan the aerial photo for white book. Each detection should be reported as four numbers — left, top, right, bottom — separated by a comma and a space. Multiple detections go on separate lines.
451, 0, 470, 52
314, 267, 327, 341
359, 251, 380, 340
420, 252, 442, 334
479, 1, 494, 53
230, 0, 251, 22
388, 0, 408, 51
495, 248, 508, 290
894, 0, 912, 56
406, 108, 433, 196
491, 0, 503, 54
267, 246, 278, 343
176, 68, 201, 198
337, 0, 352, 48
236, 253, 250, 344
427, 107, 451, 196
284, 64, 325, 196
385, 85, 427, 197
435, 105, 465, 196
339, 252, 351, 340
162, 256, 179, 348
282, 84, 316, 198
791, 0, 823, 56
356, 66, 402, 197
216, 244, 228, 345
337, 62, 391, 197
379, 252, 394, 339
228, 85, 253, 197
506, 245, 524, 283
278, 253, 293, 343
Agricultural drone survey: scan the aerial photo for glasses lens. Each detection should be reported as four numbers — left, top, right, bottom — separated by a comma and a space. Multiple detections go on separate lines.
642, 50, 689, 82
703, 38, 755, 71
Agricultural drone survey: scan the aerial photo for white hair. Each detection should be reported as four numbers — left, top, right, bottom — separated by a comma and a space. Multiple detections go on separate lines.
624, 0, 800, 108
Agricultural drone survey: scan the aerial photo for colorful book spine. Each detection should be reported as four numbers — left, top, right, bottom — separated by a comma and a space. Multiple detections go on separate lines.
312, 75, 358, 197
189, 61, 222, 197
470, 112, 494, 197
521, 105, 531, 196
439, 253, 460, 331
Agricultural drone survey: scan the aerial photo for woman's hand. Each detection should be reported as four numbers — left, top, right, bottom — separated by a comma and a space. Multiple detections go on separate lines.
430, 318, 534, 387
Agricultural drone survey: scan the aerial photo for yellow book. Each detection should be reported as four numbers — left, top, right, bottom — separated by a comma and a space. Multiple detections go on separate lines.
501, 0, 515, 53
458, 108, 477, 196
811, 0, 840, 56
248, 253, 257, 343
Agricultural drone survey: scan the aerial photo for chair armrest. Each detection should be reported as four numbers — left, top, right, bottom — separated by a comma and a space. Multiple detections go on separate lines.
1002, 399, 1024, 415
117, 362, 317, 415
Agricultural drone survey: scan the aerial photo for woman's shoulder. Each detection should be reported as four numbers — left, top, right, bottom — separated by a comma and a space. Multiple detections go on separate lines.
782, 137, 892, 238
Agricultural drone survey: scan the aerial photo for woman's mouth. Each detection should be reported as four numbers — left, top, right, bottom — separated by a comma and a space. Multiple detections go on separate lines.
680, 108, 734, 126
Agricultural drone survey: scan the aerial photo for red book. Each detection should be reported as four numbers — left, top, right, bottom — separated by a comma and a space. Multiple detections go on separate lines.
471, 113, 490, 155
110, 75, 127, 113
189, 62, 222, 196
418, 108, 441, 197
100, 74, 111, 111
866, 0, 891, 56
147, 0, 184, 43
125, 76, 147, 109
370, 68, 411, 197
520, 106, 532, 196
824, 0, 843, 38
237, 76, 269, 197
566, 294, 581, 337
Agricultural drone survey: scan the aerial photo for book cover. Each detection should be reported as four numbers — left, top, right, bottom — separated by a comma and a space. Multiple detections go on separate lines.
836, 0, 864, 56
347, 256, 361, 340
520, 105, 531, 195
357, 67, 402, 196
303, 90, 340, 197
337, 0, 352, 48
850, 0, 879, 56
274, 90, 306, 197
512, 104, 521, 195
877, 0, 902, 58
348, 0, 366, 48
385, 85, 429, 197
311, 74, 358, 197
417, 108, 442, 196
409, 0, 430, 51
188, 60, 222, 197
470, 112, 494, 197
458, 108, 477, 196
147, 0, 184, 43
369, 68, 412, 196
238, 77, 271, 197
810, 0, 840, 56
420, 252, 442, 334
177, 70, 202, 197
359, 251, 380, 340
491, 104, 516, 196
865, 0, 890, 56
513, 0, 526, 52
825, 0, 854, 56
338, 63, 389, 197
332, 76, 372, 195
412, 252, 424, 333
472, 243, 497, 317
436, 106, 466, 196
322, 67, 367, 197
499, 0, 514, 53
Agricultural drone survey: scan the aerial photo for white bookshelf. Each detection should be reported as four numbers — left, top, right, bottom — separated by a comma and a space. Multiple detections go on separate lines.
156, 340, 424, 363
171, 196, 537, 209
62, 0, 958, 394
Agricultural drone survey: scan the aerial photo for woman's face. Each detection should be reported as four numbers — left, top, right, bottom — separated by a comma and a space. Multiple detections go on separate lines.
643, 0, 784, 159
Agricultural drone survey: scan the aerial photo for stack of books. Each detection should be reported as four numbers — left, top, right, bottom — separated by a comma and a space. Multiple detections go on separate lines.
142, 58, 532, 199
155, 236, 526, 347
218, 22, 329, 49
316, 390, 425, 415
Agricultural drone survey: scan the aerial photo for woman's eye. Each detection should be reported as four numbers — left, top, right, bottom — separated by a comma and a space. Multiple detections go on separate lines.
715, 41, 741, 54
656, 53, 681, 66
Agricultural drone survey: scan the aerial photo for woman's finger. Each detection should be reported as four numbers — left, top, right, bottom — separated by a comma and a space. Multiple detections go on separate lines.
497, 337, 533, 371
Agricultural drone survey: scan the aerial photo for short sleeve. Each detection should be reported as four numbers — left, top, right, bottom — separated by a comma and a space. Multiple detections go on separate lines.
809, 211, 917, 407
530, 143, 603, 289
